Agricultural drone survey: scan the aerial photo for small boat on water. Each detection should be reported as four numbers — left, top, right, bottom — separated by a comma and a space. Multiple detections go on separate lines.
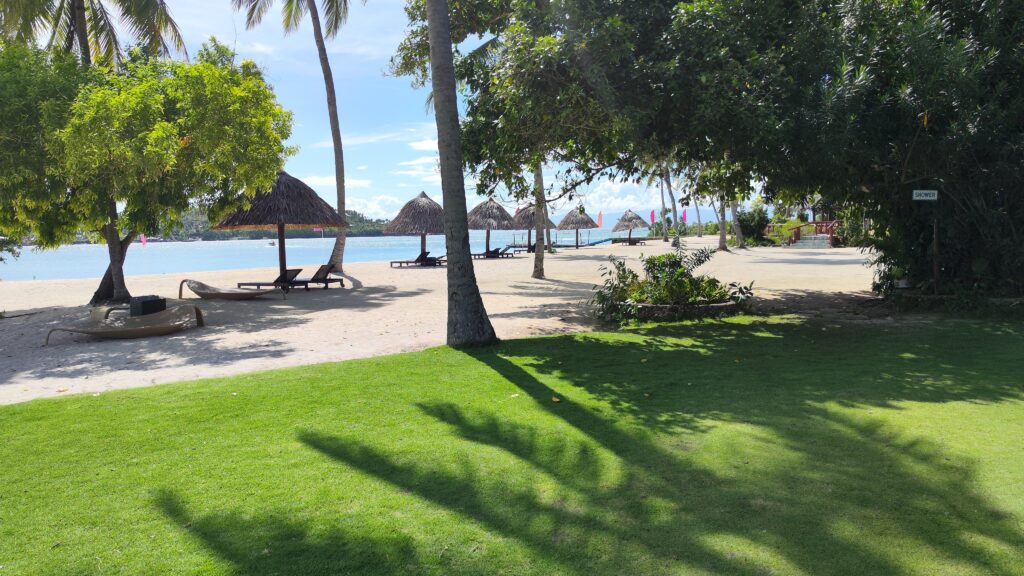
268, 241, 276, 247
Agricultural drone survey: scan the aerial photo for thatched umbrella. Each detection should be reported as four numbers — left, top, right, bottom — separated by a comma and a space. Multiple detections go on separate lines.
511, 204, 556, 250
612, 209, 649, 242
557, 207, 599, 249
467, 198, 513, 253
214, 171, 346, 278
383, 192, 445, 255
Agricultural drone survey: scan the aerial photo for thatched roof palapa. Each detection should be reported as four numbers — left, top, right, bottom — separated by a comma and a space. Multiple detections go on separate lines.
467, 199, 513, 230
511, 204, 556, 230
384, 192, 445, 235
557, 208, 599, 231
214, 171, 346, 231
612, 210, 649, 232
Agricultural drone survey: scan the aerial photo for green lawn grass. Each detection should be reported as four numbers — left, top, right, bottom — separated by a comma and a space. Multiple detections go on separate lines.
1, 316, 1023, 575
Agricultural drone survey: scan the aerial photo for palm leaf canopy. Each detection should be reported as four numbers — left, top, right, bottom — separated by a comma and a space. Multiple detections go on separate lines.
557, 208, 598, 230
5, 0, 188, 65
232, 0, 350, 38
467, 199, 513, 230
384, 192, 445, 235
612, 210, 649, 232
214, 171, 346, 230
511, 204, 555, 230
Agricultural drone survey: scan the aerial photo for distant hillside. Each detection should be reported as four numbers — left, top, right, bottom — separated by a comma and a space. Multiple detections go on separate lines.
164, 209, 388, 241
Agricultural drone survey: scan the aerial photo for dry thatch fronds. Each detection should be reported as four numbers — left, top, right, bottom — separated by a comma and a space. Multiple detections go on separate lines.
214, 171, 346, 231
511, 204, 556, 230
383, 192, 445, 235
557, 208, 599, 230
467, 199, 514, 230
612, 210, 649, 232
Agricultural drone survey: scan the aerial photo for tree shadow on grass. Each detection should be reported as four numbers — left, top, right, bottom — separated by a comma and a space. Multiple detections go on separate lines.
155, 489, 422, 576
299, 317, 1024, 575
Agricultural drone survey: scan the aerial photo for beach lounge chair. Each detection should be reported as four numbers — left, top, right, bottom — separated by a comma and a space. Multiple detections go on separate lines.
390, 252, 445, 268
45, 305, 205, 345
290, 264, 345, 290
179, 279, 284, 300
237, 268, 301, 290
496, 247, 515, 258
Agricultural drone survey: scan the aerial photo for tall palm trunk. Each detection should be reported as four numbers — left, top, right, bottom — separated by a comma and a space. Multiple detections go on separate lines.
713, 194, 729, 251
730, 200, 746, 248
72, 0, 91, 65
306, 0, 348, 272
543, 199, 552, 253
659, 178, 668, 242
532, 165, 545, 279
663, 165, 678, 236
695, 198, 703, 237
425, 0, 497, 346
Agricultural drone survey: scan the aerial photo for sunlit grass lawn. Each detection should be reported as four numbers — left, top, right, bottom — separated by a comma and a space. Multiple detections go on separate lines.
1, 315, 1023, 575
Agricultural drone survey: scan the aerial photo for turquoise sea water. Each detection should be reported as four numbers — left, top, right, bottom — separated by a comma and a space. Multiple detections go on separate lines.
0, 229, 618, 281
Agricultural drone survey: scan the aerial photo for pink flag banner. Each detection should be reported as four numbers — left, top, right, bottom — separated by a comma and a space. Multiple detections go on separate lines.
139, 234, 147, 247
682, 210, 688, 223
597, 211, 603, 228
650, 210, 656, 225
313, 227, 323, 232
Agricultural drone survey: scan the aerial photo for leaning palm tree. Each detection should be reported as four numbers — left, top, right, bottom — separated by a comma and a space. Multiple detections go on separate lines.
233, 0, 351, 272
1, 0, 186, 66
424, 0, 497, 345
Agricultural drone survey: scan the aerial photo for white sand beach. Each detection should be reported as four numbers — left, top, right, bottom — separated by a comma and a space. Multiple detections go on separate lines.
0, 238, 875, 405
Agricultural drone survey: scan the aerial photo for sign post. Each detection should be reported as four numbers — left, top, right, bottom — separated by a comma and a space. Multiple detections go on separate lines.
913, 190, 939, 294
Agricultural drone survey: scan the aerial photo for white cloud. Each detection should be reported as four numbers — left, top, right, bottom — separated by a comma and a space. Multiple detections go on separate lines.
301, 175, 372, 189
394, 156, 442, 185
347, 195, 405, 219
398, 156, 438, 167
578, 180, 661, 214
357, 165, 369, 171
247, 41, 276, 55
408, 138, 438, 151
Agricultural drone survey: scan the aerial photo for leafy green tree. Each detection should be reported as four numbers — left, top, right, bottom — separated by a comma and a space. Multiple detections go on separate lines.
0, 41, 90, 252
1, 40, 293, 303
0, 0, 186, 66
233, 0, 356, 272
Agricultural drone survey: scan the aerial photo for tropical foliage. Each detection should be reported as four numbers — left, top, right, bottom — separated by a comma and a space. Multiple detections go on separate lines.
395, 0, 1024, 296
592, 247, 743, 322
0, 40, 293, 301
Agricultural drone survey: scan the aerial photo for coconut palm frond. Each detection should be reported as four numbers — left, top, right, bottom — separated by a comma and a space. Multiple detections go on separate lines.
320, 0, 350, 39
86, 0, 119, 65
116, 0, 186, 59
231, 0, 274, 29
281, 0, 309, 34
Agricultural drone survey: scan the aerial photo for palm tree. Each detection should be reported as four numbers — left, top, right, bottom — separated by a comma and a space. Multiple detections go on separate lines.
233, 0, 350, 272
424, 0, 497, 345
1, 0, 186, 66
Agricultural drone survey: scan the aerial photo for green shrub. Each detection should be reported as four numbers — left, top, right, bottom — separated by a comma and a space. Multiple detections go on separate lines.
737, 205, 770, 240
592, 246, 746, 322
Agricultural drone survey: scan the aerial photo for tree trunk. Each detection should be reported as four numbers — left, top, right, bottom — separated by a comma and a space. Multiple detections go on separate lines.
659, 177, 669, 242
543, 198, 553, 253
532, 165, 546, 279
425, 0, 497, 346
73, 0, 91, 65
307, 0, 348, 273
91, 200, 135, 304
663, 165, 679, 237
730, 200, 746, 248
695, 199, 703, 237
713, 195, 729, 251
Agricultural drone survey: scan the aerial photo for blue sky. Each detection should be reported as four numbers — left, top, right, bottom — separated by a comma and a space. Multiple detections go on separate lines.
167, 0, 696, 221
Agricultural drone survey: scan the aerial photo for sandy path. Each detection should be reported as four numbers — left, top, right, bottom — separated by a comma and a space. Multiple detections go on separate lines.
0, 238, 874, 404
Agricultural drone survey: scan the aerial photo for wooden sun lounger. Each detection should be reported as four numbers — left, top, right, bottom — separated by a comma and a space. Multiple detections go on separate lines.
179, 279, 284, 300
237, 268, 301, 290
46, 305, 205, 345
391, 252, 446, 268
290, 264, 345, 290
473, 248, 514, 259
